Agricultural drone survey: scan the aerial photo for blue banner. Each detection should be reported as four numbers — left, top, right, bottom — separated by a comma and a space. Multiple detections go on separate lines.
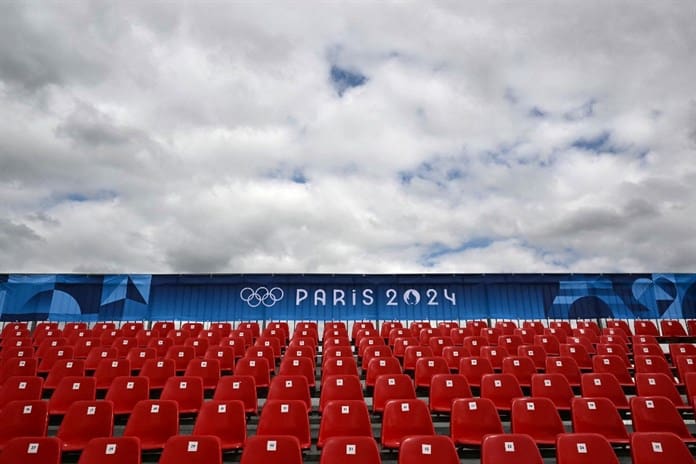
1, 273, 696, 322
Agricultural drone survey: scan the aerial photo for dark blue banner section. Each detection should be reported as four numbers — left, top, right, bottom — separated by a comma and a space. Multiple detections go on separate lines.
1, 273, 696, 321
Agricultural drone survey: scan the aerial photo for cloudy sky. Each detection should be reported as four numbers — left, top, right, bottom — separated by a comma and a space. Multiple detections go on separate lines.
1, 1, 695, 274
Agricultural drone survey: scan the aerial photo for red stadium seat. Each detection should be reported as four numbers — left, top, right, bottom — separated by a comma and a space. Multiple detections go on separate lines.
480, 373, 523, 412
0, 437, 61, 464
660, 320, 688, 337
319, 375, 363, 413
213, 375, 258, 414
571, 397, 629, 445
235, 357, 270, 388
372, 373, 416, 413
0, 376, 43, 408
256, 400, 310, 449
630, 432, 695, 464
267, 375, 311, 412
545, 356, 582, 387
76, 437, 141, 464
559, 343, 592, 371
0, 400, 48, 450
159, 435, 221, 464
458, 356, 494, 389
428, 373, 472, 413
531, 373, 574, 411
48, 376, 96, 415
138, 358, 175, 391
635, 373, 690, 411
0, 357, 37, 383
105, 376, 149, 416
240, 436, 302, 464
184, 358, 221, 391
94, 358, 131, 391
556, 433, 619, 464
56, 400, 113, 451
518, 344, 547, 371
323, 356, 360, 379
580, 373, 629, 410
414, 356, 449, 388
317, 399, 372, 448
126, 347, 156, 372
43, 359, 85, 391
398, 435, 459, 464
450, 397, 504, 447
123, 400, 179, 451
630, 396, 696, 443
278, 356, 315, 388
502, 356, 537, 388
160, 376, 204, 415
591, 355, 634, 387
481, 433, 543, 464
85, 347, 117, 371
192, 400, 246, 450
634, 320, 659, 336
381, 399, 434, 449
511, 397, 565, 445
481, 345, 509, 371
320, 436, 380, 464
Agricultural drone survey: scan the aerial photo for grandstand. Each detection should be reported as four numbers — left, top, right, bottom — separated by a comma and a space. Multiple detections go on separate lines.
1, 273, 696, 463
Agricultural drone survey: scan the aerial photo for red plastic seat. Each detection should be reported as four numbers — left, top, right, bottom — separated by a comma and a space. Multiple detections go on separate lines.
545, 356, 581, 387
317, 399, 372, 448
184, 337, 208, 357
462, 336, 486, 356
450, 327, 473, 345
559, 343, 592, 371
428, 373, 471, 413
522, 320, 546, 335
181, 322, 204, 337
278, 356, 315, 388
320, 436, 381, 464
159, 435, 221, 464
43, 359, 85, 390
184, 358, 221, 391
267, 375, 311, 412
605, 320, 632, 336
635, 373, 690, 411
73, 338, 100, 358
634, 355, 674, 379
534, 334, 560, 355
634, 320, 659, 336
381, 321, 403, 340
123, 400, 179, 451
287, 344, 316, 363
502, 356, 537, 387
481, 345, 509, 371
120, 322, 145, 338
234, 357, 270, 388
596, 343, 630, 366
398, 435, 459, 464
514, 328, 537, 344
37, 345, 73, 374
138, 358, 175, 391
0, 400, 48, 450
428, 336, 454, 356
372, 373, 416, 413
481, 433, 543, 464
84, 347, 117, 371
0, 376, 43, 408
518, 344, 547, 371
442, 346, 469, 372
402, 346, 433, 372
160, 376, 204, 414
550, 321, 572, 339
204, 346, 236, 373
105, 376, 149, 416
319, 375, 364, 413
112, 337, 137, 358
76, 436, 141, 464
511, 397, 565, 445
393, 337, 419, 359
630, 396, 696, 443
458, 356, 494, 389
240, 435, 302, 464
198, 329, 222, 346
556, 433, 619, 464
660, 320, 687, 337
450, 397, 503, 446
213, 375, 258, 414
126, 347, 156, 372
361, 345, 392, 370
571, 397, 629, 445
531, 373, 574, 411
480, 373, 523, 412
0, 347, 34, 362
256, 399, 311, 449
56, 400, 114, 451
165, 346, 195, 373
255, 336, 282, 360
94, 358, 131, 391
630, 432, 695, 464
0, 437, 61, 464
414, 356, 449, 388
48, 376, 96, 415
147, 338, 173, 357
580, 373, 629, 410
167, 329, 191, 346
591, 355, 634, 387
323, 356, 359, 378
0, 358, 37, 384
245, 346, 275, 373
192, 400, 246, 450
381, 399, 434, 449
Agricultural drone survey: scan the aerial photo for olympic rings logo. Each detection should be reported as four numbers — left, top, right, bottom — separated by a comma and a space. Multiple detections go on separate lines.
240, 287, 284, 308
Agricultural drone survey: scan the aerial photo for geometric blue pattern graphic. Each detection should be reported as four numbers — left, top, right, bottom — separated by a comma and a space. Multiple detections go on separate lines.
2, 273, 696, 322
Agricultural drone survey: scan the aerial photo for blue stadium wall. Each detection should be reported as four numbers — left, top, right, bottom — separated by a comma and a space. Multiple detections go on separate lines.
1, 274, 696, 322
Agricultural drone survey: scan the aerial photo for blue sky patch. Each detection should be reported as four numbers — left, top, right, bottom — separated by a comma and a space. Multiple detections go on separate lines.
330, 65, 367, 97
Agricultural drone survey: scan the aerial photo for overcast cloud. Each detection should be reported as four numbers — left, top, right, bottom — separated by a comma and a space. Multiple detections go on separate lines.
1, 1, 695, 274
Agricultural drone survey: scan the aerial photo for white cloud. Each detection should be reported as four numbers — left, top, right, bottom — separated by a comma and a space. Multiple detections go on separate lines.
1, 1, 695, 273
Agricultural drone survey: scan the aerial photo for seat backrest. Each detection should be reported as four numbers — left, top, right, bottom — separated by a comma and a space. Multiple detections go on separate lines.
76, 436, 141, 464
138, 359, 176, 390
556, 433, 620, 464
0, 358, 37, 383
450, 397, 503, 446
660, 320, 687, 337
278, 356, 315, 387
267, 375, 311, 412
320, 436, 380, 464
545, 356, 581, 385
240, 435, 302, 464
634, 320, 659, 336
579, 373, 629, 409
104, 376, 150, 415
0, 400, 48, 449
318, 375, 363, 412
317, 400, 372, 448
511, 397, 565, 444
256, 400, 310, 449
481, 345, 509, 370
0, 437, 61, 464
630, 396, 692, 438
323, 356, 360, 379
372, 373, 416, 413
428, 373, 472, 413
591, 355, 633, 385
192, 400, 246, 450
94, 359, 131, 390
123, 400, 179, 450
630, 432, 695, 464
570, 397, 629, 443
48, 376, 96, 415
481, 433, 543, 464
398, 435, 459, 464
159, 435, 222, 464
635, 373, 685, 407
458, 356, 494, 388
184, 358, 221, 389
480, 373, 523, 411
234, 357, 270, 388
213, 375, 257, 414
164, 346, 195, 372
634, 355, 672, 378
414, 357, 450, 387
530, 373, 574, 410
160, 376, 204, 414
502, 356, 537, 387
85, 347, 118, 371
381, 399, 434, 449
56, 400, 114, 451
0, 376, 43, 408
